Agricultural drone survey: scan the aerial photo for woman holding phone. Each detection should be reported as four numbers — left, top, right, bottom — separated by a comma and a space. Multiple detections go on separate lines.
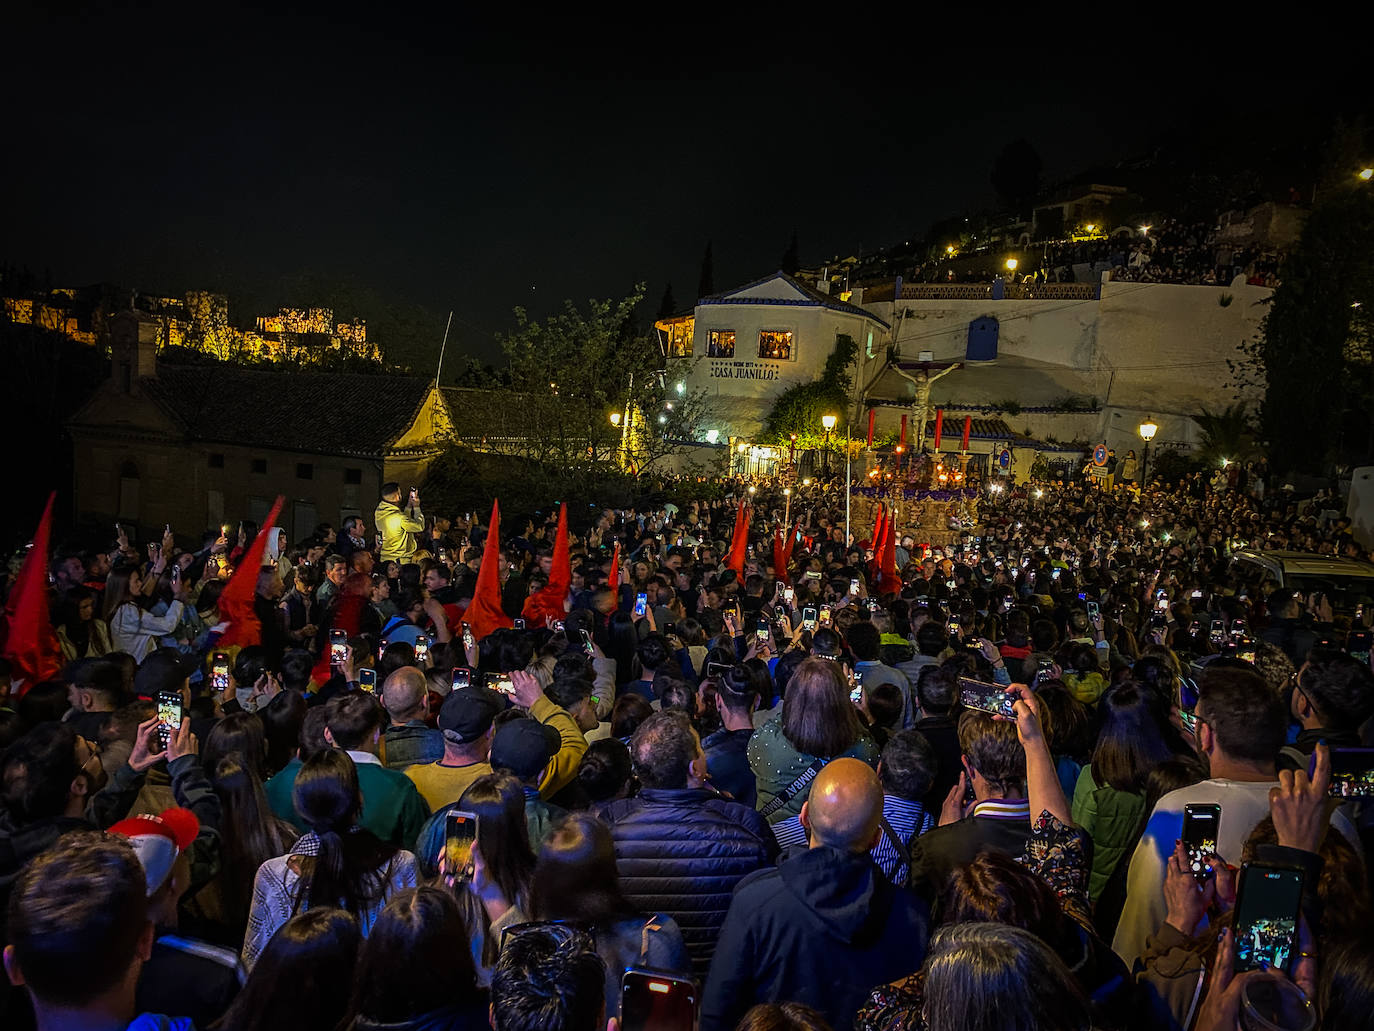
104, 565, 186, 660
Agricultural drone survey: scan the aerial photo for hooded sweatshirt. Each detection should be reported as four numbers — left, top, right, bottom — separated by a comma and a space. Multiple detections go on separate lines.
701, 845, 930, 1031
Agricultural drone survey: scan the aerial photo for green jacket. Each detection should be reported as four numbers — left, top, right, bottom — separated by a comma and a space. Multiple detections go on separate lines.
747, 715, 879, 824
264, 755, 430, 850
1071, 764, 1146, 901
374, 499, 425, 563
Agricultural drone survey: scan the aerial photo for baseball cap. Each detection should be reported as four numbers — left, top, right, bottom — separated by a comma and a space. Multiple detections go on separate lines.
134, 648, 200, 700
489, 718, 561, 781
438, 685, 504, 744
109, 807, 200, 895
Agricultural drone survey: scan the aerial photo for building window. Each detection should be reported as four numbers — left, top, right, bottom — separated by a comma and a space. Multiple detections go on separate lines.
707, 330, 736, 358
344, 468, 363, 485
208, 453, 225, 469
296, 462, 314, 480
660, 318, 694, 357
758, 330, 794, 360
251, 458, 267, 475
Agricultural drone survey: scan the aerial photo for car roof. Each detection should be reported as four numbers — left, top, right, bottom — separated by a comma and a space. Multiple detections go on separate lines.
1232, 550, 1374, 579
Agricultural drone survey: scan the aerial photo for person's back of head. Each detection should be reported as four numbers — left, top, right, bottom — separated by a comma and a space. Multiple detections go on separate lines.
847, 620, 881, 662
1297, 648, 1374, 728
736, 1002, 834, 1031
1030, 618, 1059, 653
490, 923, 606, 1031
629, 710, 699, 790
1, 721, 83, 824
658, 679, 696, 717
5, 831, 150, 1014
69, 658, 124, 710
16, 680, 69, 728
942, 850, 1073, 953
1196, 665, 1286, 767
636, 633, 670, 674
916, 666, 957, 718
1005, 609, 1030, 639
867, 682, 904, 731
323, 691, 384, 751
957, 710, 1026, 797
347, 887, 477, 1025
382, 666, 429, 723
1268, 588, 1300, 619
576, 738, 633, 804
801, 757, 883, 853
1318, 939, 1374, 1031
915, 620, 948, 658
811, 626, 844, 660
279, 649, 315, 693
216, 908, 361, 1031
530, 811, 634, 925
923, 922, 1090, 1031
879, 729, 936, 803
610, 694, 653, 741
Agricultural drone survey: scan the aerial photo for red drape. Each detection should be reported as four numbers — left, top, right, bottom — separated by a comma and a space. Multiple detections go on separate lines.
521, 502, 570, 626
877, 505, 901, 596
607, 541, 621, 595
725, 498, 749, 576
869, 504, 886, 577
465, 499, 513, 642
218, 495, 284, 649
772, 526, 790, 585
1, 493, 63, 694
933, 408, 944, 450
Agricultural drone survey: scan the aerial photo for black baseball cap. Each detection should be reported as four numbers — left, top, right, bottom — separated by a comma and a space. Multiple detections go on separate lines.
134, 648, 200, 700
489, 718, 561, 781
438, 686, 504, 744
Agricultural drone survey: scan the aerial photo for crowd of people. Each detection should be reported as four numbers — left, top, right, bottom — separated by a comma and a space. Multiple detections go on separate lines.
2, 468, 1373, 1031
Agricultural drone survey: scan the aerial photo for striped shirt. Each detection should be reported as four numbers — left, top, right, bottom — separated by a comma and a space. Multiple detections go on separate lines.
870, 795, 935, 885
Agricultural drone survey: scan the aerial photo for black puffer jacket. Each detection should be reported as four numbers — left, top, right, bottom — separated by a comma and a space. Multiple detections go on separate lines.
597, 787, 778, 975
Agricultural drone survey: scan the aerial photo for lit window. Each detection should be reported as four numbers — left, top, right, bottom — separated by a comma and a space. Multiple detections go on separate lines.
708, 330, 736, 358
758, 330, 794, 360
666, 320, 693, 356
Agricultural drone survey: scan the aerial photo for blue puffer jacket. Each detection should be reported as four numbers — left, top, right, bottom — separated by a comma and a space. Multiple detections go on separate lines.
596, 788, 779, 976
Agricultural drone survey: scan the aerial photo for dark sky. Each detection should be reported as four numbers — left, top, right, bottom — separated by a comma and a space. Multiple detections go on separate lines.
3, 7, 1364, 367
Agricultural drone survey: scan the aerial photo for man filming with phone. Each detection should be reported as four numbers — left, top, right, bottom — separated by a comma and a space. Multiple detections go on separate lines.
374, 482, 425, 564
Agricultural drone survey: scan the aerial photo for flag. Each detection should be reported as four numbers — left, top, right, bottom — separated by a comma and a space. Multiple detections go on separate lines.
607, 540, 621, 595
309, 588, 365, 688
877, 505, 901, 596
772, 525, 789, 585
465, 499, 513, 643
783, 519, 799, 567
521, 502, 570, 626
869, 505, 886, 577
217, 496, 284, 649
1, 493, 63, 695
725, 498, 749, 576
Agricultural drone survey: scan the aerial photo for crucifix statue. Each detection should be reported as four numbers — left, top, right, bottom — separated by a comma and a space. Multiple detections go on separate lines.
892, 360, 963, 452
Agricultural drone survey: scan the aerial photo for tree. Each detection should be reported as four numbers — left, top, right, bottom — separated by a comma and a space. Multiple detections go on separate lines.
990, 139, 1043, 215
1191, 404, 1258, 467
780, 230, 800, 276
760, 335, 858, 446
698, 242, 715, 299
657, 282, 678, 318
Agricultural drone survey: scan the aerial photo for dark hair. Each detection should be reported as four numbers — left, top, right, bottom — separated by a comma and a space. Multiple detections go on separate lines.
211, 908, 360, 1031
346, 888, 478, 1025
736, 1002, 834, 1031
291, 750, 400, 917
847, 620, 881, 661
5, 831, 148, 1006
781, 658, 866, 758
916, 666, 958, 716
211, 753, 298, 930
531, 812, 638, 925
576, 739, 633, 803
867, 682, 904, 730
16, 680, 71, 727
610, 693, 653, 740
323, 692, 384, 750
202, 711, 268, 783
490, 923, 606, 1031
1091, 682, 1178, 793
658, 679, 697, 717
279, 649, 316, 693
1318, 939, 1374, 1031
1030, 618, 1059, 653
458, 773, 536, 965
943, 851, 1074, 954
1033, 680, 1094, 764
298, 706, 331, 763
1, 722, 82, 823
916, 621, 949, 657
1197, 666, 1287, 764
261, 688, 308, 776
547, 676, 593, 712
879, 729, 937, 801
232, 645, 272, 692
1298, 649, 1374, 728
630, 710, 699, 789
957, 710, 1026, 795
636, 633, 671, 672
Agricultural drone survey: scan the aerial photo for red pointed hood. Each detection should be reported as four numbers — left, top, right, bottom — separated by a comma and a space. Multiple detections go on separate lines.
869, 505, 887, 577
772, 525, 789, 585
522, 502, 571, 627
725, 498, 749, 577
548, 502, 570, 595
218, 496, 284, 648
877, 504, 901, 596
607, 541, 621, 595
465, 499, 513, 642
1, 493, 63, 694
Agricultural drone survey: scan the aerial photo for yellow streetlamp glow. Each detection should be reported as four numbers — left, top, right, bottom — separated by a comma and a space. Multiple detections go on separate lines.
1139, 224, 1152, 235
821, 414, 837, 431
1085, 223, 1096, 233
1138, 418, 1158, 442
737, 442, 748, 454
783, 487, 791, 496
1005, 258, 1018, 271
946, 244, 956, 254
609, 412, 621, 427
748, 485, 756, 494
1360, 168, 1373, 181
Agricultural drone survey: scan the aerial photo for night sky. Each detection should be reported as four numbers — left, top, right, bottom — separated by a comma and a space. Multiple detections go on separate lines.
3, 7, 1363, 366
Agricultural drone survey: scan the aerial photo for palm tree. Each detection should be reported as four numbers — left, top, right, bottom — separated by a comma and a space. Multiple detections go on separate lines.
1191, 403, 1257, 467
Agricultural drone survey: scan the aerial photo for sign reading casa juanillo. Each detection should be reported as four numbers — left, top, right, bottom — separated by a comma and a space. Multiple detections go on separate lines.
709, 361, 781, 381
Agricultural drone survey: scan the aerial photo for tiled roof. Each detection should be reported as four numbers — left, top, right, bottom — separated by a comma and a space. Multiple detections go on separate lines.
699, 272, 890, 328
141, 364, 433, 457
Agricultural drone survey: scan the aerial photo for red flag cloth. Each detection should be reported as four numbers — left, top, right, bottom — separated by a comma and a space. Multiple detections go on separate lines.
607, 541, 621, 595
217, 496, 284, 649
466, 499, 513, 643
869, 505, 886, 577
782, 520, 798, 568
933, 408, 944, 450
521, 502, 570, 626
1, 493, 63, 695
878, 505, 901, 596
899, 414, 907, 448
772, 526, 790, 585
725, 498, 749, 577
310, 586, 365, 687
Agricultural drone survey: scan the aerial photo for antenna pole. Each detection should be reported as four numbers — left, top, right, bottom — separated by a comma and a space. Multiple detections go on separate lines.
434, 310, 454, 388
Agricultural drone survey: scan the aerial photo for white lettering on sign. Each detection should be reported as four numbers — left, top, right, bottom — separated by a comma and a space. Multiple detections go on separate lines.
709, 361, 780, 381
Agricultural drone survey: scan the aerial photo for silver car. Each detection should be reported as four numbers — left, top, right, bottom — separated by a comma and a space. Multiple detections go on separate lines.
1228, 549, 1374, 615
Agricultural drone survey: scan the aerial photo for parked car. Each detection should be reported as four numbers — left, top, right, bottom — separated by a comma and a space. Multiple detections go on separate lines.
1228, 550, 1374, 615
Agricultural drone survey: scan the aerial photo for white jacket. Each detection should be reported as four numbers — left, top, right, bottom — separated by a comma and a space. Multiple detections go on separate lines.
110, 600, 185, 660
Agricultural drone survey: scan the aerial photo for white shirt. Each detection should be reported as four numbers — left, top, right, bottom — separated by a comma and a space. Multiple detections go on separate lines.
345, 749, 382, 767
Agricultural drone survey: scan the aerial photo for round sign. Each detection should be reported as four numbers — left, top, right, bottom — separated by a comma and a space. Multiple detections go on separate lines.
1092, 444, 1108, 467
998, 448, 1012, 470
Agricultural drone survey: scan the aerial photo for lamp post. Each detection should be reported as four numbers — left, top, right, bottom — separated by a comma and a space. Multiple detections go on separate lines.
783, 486, 791, 527
822, 414, 837, 475
1138, 416, 1158, 488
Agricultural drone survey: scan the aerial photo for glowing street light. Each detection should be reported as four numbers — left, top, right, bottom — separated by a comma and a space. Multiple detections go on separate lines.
1220, 457, 1231, 468
1360, 168, 1373, 181
821, 414, 837, 474
1138, 416, 1158, 489
676, 381, 686, 395
946, 244, 956, 255
1139, 224, 1152, 235
609, 412, 621, 427
1085, 223, 1097, 233
1034, 489, 1044, 499
747, 485, 756, 495
1005, 258, 1018, 272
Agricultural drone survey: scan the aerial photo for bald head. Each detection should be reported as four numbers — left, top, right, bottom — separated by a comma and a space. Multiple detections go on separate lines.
381, 666, 427, 721
802, 757, 883, 852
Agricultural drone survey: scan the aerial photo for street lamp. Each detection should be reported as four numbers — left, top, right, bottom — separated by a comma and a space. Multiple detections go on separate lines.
1005, 258, 1018, 273
1360, 168, 1373, 181
609, 412, 621, 427
821, 414, 837, 475
1138, 416, 1159, 487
